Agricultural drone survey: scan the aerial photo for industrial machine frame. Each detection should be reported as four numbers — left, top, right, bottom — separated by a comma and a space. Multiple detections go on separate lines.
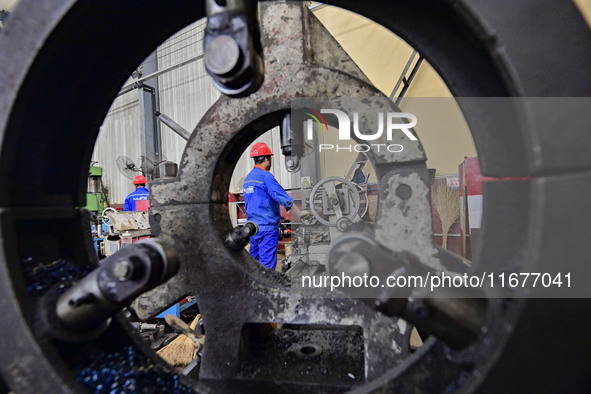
1, 0, 590, 392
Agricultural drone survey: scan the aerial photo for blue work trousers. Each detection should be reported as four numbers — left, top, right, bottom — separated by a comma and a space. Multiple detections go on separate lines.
249, 229, 279, 270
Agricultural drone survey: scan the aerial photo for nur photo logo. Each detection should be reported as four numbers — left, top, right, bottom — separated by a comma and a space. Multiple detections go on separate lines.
302, 107, 418, 153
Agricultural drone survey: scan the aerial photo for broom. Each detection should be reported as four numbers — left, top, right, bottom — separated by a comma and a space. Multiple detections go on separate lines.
432, 183, 460, 249
157, 314, 202, 367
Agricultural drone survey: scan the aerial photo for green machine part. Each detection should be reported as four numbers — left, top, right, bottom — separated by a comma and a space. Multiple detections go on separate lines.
86, 166, 108, 213
88, 166, 102, 177
86, 193, 107, 212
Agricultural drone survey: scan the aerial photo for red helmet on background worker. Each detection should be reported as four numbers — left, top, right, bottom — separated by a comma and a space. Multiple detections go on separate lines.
250, 142, 273, 158
133, 175, 147, 185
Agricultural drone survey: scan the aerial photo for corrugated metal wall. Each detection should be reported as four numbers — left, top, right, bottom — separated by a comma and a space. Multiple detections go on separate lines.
92, 19, 289, 204
91, 80, 141, 205
157, 19, 219, 167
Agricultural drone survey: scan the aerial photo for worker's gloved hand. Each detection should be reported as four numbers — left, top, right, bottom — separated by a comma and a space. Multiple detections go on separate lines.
298, 210, 312, 219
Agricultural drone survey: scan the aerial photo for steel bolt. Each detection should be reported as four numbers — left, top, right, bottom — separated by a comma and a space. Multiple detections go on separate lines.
113, 259, 133, 281
204, 35, 241, 76
396, 183, 412, 200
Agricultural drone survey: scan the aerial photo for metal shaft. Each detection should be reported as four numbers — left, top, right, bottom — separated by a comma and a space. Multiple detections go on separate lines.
56, 239, 179, 333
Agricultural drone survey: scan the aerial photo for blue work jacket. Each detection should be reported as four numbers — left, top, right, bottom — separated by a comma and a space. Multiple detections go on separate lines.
123, 186, 149, 211
243, 166, 293, 231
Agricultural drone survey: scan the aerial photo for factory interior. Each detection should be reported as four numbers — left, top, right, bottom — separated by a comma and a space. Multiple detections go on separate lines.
1, 1, 591, 393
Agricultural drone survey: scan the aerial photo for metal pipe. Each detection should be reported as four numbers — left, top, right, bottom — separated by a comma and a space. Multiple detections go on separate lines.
390, 50, 418, 100
395, 56, 423, 105
117, 53, 204, 97
155, 111, 191, 141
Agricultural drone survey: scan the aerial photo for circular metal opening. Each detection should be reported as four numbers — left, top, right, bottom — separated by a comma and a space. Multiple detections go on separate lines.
296, 343, 323, 357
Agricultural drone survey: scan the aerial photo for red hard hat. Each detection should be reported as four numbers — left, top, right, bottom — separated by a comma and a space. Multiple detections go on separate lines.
250, 142, 273, 158
133, 175, 148, 185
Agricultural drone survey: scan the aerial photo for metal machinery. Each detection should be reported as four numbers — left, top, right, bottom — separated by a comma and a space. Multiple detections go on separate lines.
85, 164, 109, 222
283, 156, 372, 277
85, 164, 109, 241
1, 1, 591, 393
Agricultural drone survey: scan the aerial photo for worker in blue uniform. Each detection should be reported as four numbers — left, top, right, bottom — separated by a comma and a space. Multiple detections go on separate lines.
123, 175, 150, 211
243, 142, 293, 270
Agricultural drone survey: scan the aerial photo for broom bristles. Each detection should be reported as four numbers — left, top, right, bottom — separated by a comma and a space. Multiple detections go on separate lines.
157, 314, 201, 367
432, 183, 460, 249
